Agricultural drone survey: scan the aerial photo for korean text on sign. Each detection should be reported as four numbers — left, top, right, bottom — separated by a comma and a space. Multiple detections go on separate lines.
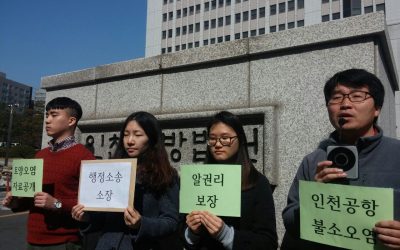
11, 159, 43, 197
179, 164, 241, 217
299, 180, 393, 250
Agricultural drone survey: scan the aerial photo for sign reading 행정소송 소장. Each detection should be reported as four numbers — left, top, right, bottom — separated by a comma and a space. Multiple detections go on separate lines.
300, 180, 393, 250
179, 164, 241, 217
11, 159, 43, 197
78, 159, 137, 212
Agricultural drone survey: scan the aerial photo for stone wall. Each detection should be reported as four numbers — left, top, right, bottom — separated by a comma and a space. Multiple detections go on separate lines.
41, 13, 398, 244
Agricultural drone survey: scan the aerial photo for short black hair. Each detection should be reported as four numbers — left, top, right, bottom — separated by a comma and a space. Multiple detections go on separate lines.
324, 69, 385, 109
45, 97, 83, 121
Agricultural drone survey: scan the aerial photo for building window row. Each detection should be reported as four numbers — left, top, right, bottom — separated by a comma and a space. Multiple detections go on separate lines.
270, 0, 303, 15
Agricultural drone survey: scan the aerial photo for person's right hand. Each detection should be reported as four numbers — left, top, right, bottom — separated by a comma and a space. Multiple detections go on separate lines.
71, 204, 89, 222
314, 160, 347, 183
186, 211, 203, 234
1, 191, 16, 208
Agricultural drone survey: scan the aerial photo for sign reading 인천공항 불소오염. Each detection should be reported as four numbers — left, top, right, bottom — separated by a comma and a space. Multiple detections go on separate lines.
300, 180, 393, 250
78, 159, 137, 212
11, 159, 43, 197
179, 164, 241, 217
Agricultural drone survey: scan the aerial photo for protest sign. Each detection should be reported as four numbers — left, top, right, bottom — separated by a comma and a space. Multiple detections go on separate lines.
180, 164, 241, 217
11, 159, 43, 197
300, 180, 393, 249
79, 159, 137, 212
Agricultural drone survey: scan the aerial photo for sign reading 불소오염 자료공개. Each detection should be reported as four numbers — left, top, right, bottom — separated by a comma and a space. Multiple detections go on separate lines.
11, 159, 43, 197
300, 180, 393, 250
78, 159, 137, 212
179, 164, 241, 217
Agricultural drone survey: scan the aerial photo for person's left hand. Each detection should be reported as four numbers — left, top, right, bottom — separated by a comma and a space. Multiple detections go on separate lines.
374, 220, 400, 249
124, 207, 142, 229
34, 192, 57, 210
199, 211, 224, 237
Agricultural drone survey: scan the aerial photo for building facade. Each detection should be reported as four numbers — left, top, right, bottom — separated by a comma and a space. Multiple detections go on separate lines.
0, 72, 32, 110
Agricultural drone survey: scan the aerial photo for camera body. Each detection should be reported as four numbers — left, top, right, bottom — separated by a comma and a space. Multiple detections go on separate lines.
326, 145, 358, 179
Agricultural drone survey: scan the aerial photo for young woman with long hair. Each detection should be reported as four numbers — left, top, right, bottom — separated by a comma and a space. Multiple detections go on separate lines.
72, 111, 180, 250
184, 111, 278, 250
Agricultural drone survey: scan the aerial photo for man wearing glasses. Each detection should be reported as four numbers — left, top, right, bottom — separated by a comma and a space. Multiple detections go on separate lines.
281, 69, 400, 249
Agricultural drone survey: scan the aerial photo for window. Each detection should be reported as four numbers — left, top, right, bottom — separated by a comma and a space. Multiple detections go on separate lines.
182, 44, 187, 50
163, 13, 167, 22
205, 2, 210, 11
169, 0, 173, 3
217, 36, 223, 43
364, 6, 373, 14
168, 29, 173, 38
218, 17, 224, 27
169, 11, 173, 20
189, 24, 194, 33
161, 48, 166, 54
176, 27, 181, 36
167, 47, 172, 53
235, 13, 241, 23
279, 2, 285, 13
225, 35, 231, 41
322, 15, 330, 22
218, 0, 224, 8
204, 20, 210, 30
189, 6, 194, 15
182, 26, 187, 35
226, 0, 231, 6
332, 12, 340, 20
288, 22, 295, 29
259, 27, 265, 35
177, 9, 182, 18
211, 19, 216, 28
298, 0, 304, 9
162, 30, 166, 39
259, 7, 265, 18
288, 0, 295, 11
204, 39, 209, 46
188, 42, 193, 48
236, 0, 240, 3
196, 4, 201, 13
226, 15, 231, 25
279, 24, 285, 31
195, 23, 200, 32
212, 0, 216, 9
183, 8, 188, 17
235, 33, 241, 39
195, 41, 200, 47
297, 20, 304, 27
243, 11, 249, 21
210, 38, 216, 44
250, 29, 257, 36
163, 0, 168, 4
175, 45, 180, 51
376, 3, 385, 13
322, 0, 329, 3
270, 4, 277, 15
242, 31, 248, 38
251, 9, 257, 20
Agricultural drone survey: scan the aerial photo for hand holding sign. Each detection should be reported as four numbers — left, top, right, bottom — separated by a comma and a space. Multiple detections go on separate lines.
374, 220, 400, 249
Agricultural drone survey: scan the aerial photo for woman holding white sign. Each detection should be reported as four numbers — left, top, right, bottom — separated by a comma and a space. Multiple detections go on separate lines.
184, 111, 278, 250
72, 111, 181, 250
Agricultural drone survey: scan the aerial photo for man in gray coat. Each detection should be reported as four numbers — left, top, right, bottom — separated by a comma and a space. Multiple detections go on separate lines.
282, 69, 400, 249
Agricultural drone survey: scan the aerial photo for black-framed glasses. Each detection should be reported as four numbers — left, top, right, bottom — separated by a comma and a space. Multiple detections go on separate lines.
328, 91, 372, 105
207, 136, 238, 146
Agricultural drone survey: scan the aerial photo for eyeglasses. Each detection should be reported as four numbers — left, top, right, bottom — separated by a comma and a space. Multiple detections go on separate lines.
328, 91, 372, 105
207, 136, 238, 146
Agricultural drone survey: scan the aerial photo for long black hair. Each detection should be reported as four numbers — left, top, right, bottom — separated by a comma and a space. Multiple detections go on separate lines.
206, 111, 258, 190
114, 111, 176, 193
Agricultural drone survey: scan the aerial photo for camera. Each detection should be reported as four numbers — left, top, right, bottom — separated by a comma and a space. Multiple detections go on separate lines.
326, 145, 358, 179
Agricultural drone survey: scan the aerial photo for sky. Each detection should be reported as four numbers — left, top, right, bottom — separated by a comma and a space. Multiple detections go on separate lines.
0, 1, 147, 92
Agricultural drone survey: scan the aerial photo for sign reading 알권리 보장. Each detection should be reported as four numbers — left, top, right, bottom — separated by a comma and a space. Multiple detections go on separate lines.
300, 180, 393, 250
11, 159, 43, 197
78, 159, 137, 212
179, 164, 241, 217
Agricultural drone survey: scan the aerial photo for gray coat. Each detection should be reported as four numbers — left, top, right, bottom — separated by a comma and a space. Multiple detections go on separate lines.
281, 127, 400, 250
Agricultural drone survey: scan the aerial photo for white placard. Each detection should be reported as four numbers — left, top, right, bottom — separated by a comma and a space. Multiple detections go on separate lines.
78, 159, 137, 212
